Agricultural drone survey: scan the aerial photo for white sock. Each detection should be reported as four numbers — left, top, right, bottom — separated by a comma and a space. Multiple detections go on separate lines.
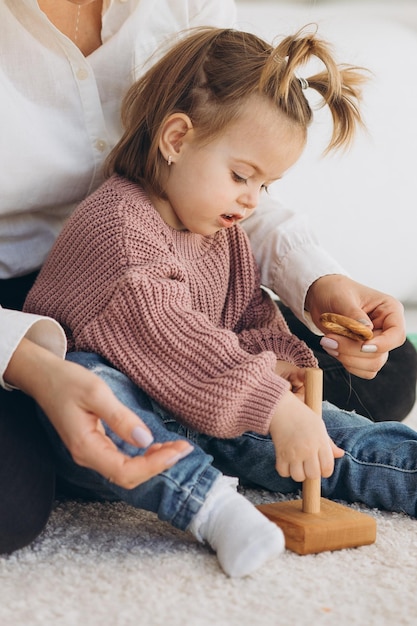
188, 476, 285, 577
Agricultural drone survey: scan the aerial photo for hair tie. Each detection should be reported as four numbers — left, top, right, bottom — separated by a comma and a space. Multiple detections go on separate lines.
298, 76, 309, 90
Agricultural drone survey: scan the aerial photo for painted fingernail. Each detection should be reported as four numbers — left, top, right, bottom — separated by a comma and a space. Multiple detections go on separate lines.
320, 337, 339, 351
357, 318, 372, 327
361, 344, 378, 353
131, 426, 154, 448
166, 445, 194, 468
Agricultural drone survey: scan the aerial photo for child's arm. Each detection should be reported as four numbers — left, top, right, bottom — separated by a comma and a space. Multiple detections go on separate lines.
227, 227, 318, 369
242, 194, 346, 330
235, 280, 318, 370
73, 268, 288, 440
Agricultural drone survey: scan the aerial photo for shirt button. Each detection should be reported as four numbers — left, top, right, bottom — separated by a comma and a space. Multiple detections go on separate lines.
76, 68, 89, 81
95, 139, 108, 152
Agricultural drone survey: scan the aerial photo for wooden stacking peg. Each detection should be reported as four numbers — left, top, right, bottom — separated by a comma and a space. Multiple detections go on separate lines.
257, 368, 377, 555
301, 368, 323, 515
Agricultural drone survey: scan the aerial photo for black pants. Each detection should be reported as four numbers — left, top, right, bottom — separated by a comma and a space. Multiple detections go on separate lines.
0, 387, 55, 554
1, 274, 416, 554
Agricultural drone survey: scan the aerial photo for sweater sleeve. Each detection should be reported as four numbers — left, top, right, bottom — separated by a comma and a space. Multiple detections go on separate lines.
242, 193, 348, 331
76, 264, 290, 438
224, 227, 318, 369
235, 284, 318, 369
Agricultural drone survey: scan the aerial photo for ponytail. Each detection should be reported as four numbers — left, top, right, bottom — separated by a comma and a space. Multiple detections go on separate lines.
263, 27, 366, 151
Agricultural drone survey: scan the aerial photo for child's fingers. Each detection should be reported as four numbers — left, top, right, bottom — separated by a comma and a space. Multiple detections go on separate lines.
330, 439, 345, 459
302, 456, 323, 481
276, 455, 323, 482
289, 460, 308, 483
275, 457, 291, 479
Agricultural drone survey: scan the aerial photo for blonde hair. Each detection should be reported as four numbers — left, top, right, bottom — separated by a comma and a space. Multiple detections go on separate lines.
105, 26, 366, 197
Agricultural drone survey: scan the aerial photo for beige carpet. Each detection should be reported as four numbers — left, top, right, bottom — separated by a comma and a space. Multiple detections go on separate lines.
1, 408, 417, 626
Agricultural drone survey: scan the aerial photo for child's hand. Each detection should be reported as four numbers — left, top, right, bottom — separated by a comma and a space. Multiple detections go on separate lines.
269, 389, 344, 482
274, 360, 305, 401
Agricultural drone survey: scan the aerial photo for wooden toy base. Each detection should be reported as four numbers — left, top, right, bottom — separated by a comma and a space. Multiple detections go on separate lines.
257, 498, 377, 555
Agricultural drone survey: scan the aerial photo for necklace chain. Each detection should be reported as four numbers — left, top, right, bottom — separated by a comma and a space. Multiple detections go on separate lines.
74, 4, 81, 42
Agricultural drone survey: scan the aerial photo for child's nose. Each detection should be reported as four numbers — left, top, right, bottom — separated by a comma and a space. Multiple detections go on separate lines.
239, 187, 260, 210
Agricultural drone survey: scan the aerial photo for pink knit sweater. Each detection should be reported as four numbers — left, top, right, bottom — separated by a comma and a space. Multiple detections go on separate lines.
25, 175, 317, 438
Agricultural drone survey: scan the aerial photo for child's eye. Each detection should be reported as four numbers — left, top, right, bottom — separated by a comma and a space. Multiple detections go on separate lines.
232, 172, 247, 184
261, 183, 269, 193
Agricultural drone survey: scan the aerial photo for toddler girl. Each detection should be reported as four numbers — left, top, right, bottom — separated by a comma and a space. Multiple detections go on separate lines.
26, 27, 417, 578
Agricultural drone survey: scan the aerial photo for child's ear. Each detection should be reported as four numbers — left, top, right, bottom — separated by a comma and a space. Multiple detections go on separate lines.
159, 113, 193, 164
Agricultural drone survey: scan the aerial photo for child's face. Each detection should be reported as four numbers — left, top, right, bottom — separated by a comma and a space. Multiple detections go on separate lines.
158, 96, 305, 236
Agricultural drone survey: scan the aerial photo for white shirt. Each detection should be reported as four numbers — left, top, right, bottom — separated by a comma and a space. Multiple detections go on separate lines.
0, 0, 345, 387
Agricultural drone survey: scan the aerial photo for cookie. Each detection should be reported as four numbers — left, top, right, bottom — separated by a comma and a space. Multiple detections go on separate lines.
319, 312, 374, 342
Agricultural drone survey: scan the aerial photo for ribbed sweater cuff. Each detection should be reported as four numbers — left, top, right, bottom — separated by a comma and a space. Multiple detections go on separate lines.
235, 370, 291, 436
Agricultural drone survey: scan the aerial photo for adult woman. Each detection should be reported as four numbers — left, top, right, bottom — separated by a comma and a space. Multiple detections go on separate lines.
1, 0, 414, 554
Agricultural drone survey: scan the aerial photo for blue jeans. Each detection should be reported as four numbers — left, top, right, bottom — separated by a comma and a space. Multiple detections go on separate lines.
37, 352, 417, 531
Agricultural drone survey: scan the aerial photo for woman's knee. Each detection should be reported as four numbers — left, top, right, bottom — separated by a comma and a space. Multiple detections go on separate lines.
0, 389, 55, 554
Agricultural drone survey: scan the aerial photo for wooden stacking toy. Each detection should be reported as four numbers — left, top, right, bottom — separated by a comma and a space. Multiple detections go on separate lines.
257, 368, 377, 555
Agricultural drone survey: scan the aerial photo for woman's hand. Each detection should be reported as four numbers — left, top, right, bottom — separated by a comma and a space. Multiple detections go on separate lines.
305, 275, 406, 379
269, 389, 344, 482
5, 339, 193, 489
